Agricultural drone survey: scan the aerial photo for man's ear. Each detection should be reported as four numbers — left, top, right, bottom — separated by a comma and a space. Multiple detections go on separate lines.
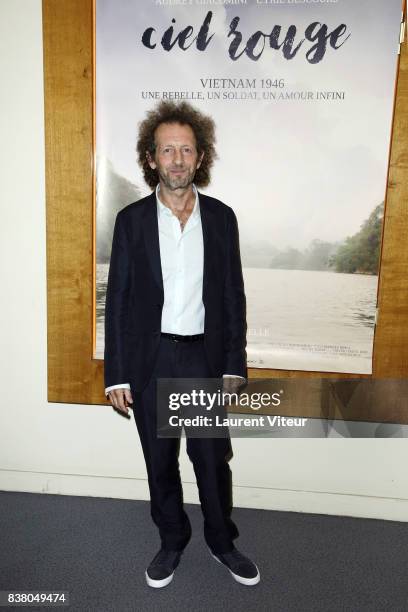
197, 151, 204, 169
146, 151, 156, 170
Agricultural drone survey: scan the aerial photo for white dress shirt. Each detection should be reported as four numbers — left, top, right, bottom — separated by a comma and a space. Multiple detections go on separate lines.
158, 183, 204, 334
105, 184, 244, 396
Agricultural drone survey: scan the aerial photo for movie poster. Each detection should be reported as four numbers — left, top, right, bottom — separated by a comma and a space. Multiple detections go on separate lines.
94, 0, 402, 374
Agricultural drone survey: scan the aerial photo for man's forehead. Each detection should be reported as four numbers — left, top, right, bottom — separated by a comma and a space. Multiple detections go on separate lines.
154, 122, 196, 143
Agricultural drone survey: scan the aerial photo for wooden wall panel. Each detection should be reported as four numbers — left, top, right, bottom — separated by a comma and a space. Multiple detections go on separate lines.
43, 0, 408, 422
374, 39, 408, 381
44, 0, 104, 403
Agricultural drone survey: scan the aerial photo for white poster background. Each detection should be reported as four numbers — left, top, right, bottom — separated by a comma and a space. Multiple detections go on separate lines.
95, 0, 402, 374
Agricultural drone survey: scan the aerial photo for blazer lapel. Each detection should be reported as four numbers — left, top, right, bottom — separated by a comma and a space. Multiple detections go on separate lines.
198, 192, 214, 304
142, 193, 164, 294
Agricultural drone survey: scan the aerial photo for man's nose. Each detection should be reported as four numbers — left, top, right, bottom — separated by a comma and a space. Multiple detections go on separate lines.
173, 148, 183, 164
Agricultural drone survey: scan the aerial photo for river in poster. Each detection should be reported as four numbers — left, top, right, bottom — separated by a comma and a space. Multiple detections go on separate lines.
94, 0, 402, 374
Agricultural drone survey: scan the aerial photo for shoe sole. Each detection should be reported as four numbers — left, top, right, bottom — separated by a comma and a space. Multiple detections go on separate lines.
145, 570, 174, 588
209, 549, 260, 586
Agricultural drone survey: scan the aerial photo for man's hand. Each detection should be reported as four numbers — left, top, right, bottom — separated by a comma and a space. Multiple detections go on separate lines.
222, 376, 246, 405
107, 388, 133, 417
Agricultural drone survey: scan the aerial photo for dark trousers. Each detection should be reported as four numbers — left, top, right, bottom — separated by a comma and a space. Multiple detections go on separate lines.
131, 335, 239, 554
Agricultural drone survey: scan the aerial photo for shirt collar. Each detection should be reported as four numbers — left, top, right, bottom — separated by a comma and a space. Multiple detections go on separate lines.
156, 183, 200, 221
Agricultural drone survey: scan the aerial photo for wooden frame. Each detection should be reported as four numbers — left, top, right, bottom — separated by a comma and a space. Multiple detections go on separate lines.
44, 0, 408, 422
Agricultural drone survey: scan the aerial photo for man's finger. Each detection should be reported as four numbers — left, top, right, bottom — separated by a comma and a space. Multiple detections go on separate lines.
109, 390, 120, 408
107, 391, 115, 408
124, 389, 133, 404
222, 379, 234, 404
117, 391, 128, 414
108, 390, 129, 415
222, 378, 245, 405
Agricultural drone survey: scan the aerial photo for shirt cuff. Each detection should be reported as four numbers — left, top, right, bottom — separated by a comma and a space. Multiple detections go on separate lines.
105, 383, 131, 397
222, 374, 246, 380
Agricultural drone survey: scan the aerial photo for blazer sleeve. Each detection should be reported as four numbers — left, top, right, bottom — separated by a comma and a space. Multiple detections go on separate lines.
104, 211, 131, 389
223, 207, 248, 379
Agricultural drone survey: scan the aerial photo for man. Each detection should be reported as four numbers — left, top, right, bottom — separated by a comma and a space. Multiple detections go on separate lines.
104, 101, 260, 588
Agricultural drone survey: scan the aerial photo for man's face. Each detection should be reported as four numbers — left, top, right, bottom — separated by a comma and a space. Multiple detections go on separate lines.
146, 122, 204, 191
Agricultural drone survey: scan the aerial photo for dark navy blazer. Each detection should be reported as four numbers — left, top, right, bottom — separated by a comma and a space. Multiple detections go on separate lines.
104, 191, 247, 392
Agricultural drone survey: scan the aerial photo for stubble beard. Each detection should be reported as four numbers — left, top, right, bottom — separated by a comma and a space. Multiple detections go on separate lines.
158, 166, 196, 191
